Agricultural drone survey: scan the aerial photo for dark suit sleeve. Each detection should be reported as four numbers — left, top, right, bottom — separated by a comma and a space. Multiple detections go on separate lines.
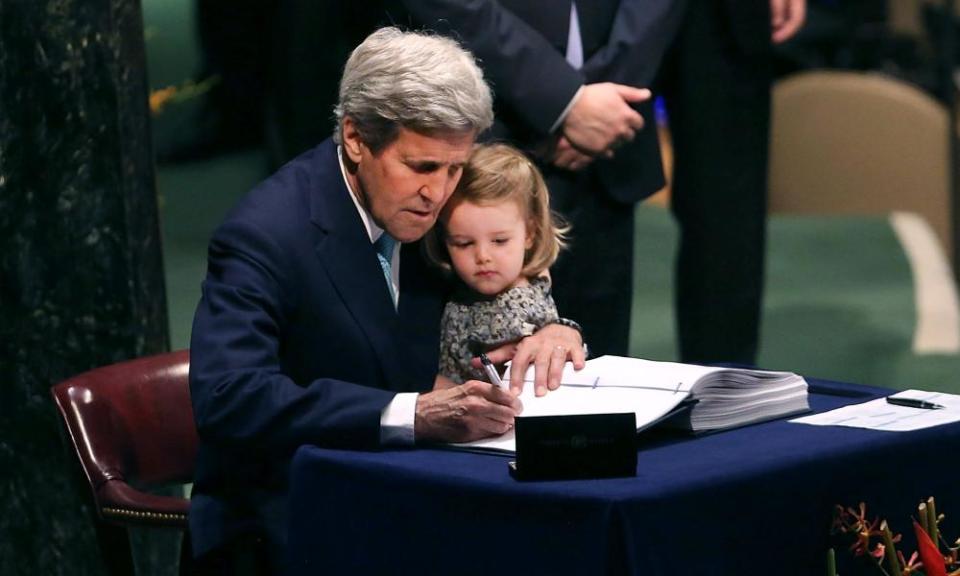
189, 217, 394, 453
401, 0, 584, 135
580, 0, 687, 86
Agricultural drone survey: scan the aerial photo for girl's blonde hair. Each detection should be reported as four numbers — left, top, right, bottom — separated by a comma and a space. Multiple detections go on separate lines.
424, 143, 569, 277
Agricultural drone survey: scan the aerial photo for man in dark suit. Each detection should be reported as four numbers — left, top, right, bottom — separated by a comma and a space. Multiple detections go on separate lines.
188, 27, 584, 574
402, 0, 686, 358
660, 0, 805, 365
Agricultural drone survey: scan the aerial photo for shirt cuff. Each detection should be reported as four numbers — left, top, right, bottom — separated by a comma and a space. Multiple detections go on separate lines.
380, 392, 418, 446
549, 85, 585, 134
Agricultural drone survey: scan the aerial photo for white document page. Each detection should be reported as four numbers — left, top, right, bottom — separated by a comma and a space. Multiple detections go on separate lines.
791, 390, 960, 431
578, 356, 718, 391
504, 356, 798, 393
504, 356, 720, 393
451, 380, 688, 453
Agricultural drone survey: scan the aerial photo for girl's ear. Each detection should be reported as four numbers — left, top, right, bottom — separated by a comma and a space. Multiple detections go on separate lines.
524, 219, 536, 250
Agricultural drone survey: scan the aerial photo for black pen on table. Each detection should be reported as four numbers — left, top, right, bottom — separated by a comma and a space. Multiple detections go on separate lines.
886, 396, 945, 410
479, 353, 505, 389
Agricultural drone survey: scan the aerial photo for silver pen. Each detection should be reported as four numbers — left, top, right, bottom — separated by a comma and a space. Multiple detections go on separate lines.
479, 353, 505, 389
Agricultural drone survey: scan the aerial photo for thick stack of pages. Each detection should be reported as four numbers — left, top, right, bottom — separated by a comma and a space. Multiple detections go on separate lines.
452, 355, 809, 454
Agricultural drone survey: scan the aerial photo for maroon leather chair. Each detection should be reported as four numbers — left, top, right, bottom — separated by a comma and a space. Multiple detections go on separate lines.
51, 350, 197, 574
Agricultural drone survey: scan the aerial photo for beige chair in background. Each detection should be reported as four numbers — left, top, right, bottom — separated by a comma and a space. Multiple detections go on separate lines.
888, 0, 960, 39
768, 69, 952, 257
768, 69, 958, 353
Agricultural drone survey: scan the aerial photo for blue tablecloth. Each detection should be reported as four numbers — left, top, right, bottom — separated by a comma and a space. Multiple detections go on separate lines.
287, 379, 960, 575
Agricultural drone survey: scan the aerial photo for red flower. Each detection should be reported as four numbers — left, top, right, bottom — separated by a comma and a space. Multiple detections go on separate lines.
914, 519, 948, 576
834, 503, 889, 558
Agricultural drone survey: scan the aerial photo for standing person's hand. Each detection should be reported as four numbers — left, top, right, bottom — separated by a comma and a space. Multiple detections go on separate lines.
414, 381, 522, 443
563, 83, 651, 156
480, 323, 586, 397
770, 0, 806, 44
550, 136, 595, 172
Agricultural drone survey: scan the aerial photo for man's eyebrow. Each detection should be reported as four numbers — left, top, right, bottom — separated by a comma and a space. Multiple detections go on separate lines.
404, 159, 468, 174
405, 158, 441, 167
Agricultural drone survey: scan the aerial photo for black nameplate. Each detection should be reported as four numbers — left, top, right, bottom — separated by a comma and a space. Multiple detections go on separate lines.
509, 413, 637, 481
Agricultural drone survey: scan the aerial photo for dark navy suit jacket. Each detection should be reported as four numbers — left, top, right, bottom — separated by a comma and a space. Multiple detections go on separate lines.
188, 138, 448, 558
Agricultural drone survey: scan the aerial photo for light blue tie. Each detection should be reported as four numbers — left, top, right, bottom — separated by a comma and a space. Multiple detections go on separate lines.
374, 233, 397, 308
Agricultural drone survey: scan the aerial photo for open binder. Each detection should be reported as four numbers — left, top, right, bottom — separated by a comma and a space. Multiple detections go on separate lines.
452, 355, 810, 455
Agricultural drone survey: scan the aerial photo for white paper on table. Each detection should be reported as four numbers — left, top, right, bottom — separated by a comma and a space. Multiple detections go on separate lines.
790, 389, 960, 431
451, 381, 687, 454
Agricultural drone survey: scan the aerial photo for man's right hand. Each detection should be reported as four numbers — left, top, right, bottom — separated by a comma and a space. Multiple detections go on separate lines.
562, 83, 651, 157
414, 381, 522, 443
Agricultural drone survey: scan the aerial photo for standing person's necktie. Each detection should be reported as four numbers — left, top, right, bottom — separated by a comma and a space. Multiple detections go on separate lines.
374, 233, 397, 309
566, 2, 583, 69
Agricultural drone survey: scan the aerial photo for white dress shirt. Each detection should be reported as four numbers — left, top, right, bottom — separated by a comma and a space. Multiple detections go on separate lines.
549, 1, 586, 133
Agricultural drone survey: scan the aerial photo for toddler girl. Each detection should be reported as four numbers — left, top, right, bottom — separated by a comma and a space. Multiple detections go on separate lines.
425, 143, 578, 384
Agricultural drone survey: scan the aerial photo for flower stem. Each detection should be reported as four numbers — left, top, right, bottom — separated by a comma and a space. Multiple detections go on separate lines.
928, 496, 940, 546
882, 520, 903, 576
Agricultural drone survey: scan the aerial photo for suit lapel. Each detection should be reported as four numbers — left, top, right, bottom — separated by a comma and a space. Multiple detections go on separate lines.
308, 141, 411, 391
397, 242, 449, 390
575, 0, 619, 57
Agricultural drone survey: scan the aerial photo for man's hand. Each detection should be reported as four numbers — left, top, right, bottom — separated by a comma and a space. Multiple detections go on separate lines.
551, 136, 595, 172
771, 0, 806, 44
481, 323, 586, 397
433, 373, 457, 390
414, 381, 522, 443
563, 83, 651, 157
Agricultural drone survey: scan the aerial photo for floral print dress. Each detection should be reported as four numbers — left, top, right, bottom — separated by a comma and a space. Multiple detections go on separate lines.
438, 276, 559, 384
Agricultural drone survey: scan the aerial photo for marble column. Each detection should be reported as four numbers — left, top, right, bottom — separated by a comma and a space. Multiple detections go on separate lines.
0, 0, 171, 574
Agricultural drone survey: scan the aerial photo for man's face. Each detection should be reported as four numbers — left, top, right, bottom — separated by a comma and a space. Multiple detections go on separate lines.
342, 119, 476, 243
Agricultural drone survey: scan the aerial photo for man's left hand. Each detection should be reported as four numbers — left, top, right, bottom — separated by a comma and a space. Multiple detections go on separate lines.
551, 136, 596, 172
479, 323, 586, 397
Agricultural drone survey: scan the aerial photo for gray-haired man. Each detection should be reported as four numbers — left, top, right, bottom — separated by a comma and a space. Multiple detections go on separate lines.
188, 27, 584, 573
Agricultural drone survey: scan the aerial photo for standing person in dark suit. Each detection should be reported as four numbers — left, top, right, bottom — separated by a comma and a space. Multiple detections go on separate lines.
188, 27, 584, 574
660, 0, 805, 365
402, 0, 686, 358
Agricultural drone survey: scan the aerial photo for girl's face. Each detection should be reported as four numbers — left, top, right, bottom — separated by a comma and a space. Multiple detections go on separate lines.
442, 198, 533, 296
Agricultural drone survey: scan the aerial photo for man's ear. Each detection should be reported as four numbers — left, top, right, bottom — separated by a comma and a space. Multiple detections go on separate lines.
341, 117, 364, 164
